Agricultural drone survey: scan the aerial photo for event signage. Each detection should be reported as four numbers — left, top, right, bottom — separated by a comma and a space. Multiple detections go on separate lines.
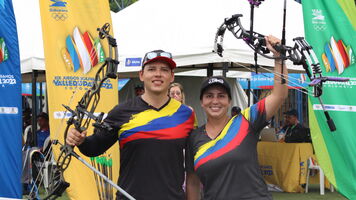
0, 0, 22, 198
39, 0, 119, 199
125, 57, 142, 67
302, 0, 356, 199
238, 73, 308, 90
21, 82, 46, 96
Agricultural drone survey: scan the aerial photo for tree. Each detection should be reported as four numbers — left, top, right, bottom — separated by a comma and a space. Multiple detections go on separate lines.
109, 0, 138, 13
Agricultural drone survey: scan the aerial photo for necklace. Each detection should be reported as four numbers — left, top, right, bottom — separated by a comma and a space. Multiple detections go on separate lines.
205, 117, 230, 140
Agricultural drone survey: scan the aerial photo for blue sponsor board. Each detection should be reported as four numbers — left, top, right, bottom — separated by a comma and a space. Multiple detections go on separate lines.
22, 83, 47, 96
118, 78, 130, 91
125, 57, 142, 67
238, 73, 308, 89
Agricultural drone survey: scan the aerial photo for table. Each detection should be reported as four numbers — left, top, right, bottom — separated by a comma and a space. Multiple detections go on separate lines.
257, 141, 314, 193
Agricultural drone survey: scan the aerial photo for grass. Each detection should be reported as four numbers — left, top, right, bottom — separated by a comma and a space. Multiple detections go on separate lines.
24, 184, 347, 200
272, 184, 347, 200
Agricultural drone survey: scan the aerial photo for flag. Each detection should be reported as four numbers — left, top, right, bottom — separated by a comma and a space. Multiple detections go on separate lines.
0, 0, 22, 198
302, 0, 356, 198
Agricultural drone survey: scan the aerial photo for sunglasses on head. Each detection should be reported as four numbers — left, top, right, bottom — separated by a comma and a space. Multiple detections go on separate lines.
143, 51, 172, 63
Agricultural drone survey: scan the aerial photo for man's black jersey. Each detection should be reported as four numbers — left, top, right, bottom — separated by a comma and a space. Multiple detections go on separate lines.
79, 96, 195, 199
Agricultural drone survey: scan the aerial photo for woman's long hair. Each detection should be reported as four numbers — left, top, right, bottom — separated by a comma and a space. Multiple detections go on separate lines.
168, 82, 185, 104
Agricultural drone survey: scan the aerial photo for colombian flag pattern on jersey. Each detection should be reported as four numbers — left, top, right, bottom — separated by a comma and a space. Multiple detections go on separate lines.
194, 99, 265, 170
119, 100, 195, 147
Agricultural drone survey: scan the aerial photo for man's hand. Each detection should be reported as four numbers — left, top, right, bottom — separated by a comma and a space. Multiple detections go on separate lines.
66, 128, 87, 146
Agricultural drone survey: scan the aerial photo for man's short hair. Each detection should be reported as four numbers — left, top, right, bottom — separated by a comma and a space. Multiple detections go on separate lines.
231, 106, 241, 114
134, 84, 144, 90
37, 112, 49, 120
283, 109, 298, 117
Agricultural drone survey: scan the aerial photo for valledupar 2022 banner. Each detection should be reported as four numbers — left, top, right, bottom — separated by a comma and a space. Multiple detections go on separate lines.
0, 0, 22, 198
39, 0, 119, 199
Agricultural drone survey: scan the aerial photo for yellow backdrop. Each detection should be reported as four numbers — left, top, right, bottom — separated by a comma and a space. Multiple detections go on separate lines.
39, 1, 119, 199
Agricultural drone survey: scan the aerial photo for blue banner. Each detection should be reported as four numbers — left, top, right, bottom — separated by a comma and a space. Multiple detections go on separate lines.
0, 0, 22, 198
238, 73, 308, 90
21, 82, 46, 96
118, 78, 129, 91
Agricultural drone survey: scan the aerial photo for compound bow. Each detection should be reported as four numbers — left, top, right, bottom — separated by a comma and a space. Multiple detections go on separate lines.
213, 0, 349, 132
40, 23, 135, 200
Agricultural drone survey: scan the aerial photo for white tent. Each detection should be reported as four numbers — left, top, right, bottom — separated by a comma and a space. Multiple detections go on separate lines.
112, 0, 305, 77
14, 0, 304, 77
13, 0, 44, 73
13, 0, 304, 125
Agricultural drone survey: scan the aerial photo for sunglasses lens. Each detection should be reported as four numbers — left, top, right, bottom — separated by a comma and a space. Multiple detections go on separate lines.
146, 52, 158, 60
160, 52, 172, 58
144, 51, 173, 64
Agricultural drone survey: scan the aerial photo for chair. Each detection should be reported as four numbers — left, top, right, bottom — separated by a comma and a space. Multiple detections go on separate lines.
305, 157, 326, 195
41, 136, 55, 192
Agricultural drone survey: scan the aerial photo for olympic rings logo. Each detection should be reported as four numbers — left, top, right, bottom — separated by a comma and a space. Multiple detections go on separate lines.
51, 13, 68, 21
313, 25, 326, 31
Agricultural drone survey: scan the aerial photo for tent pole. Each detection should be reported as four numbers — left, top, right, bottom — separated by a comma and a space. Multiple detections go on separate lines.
207, 63, 213, 77
31, 70, 38, 147
222, 62, 228, 77
39, 81, 43, 112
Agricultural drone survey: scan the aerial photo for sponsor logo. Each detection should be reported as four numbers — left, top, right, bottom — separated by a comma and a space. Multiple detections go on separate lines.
300, 161, 304, 167
260, 165, 273, 176
50, 0, 67, 7
51, 13, 68, 21
0, 37, 8, 64
125, 58, 142, 67
49, 0, 68, 21
324, 105, 335, 110
321, 37, 354, 74
208, 78, 224, 85
54, 111, 106, 119
313, 104, 356, 112
0, 107, 18, 114
311, 9, 326, 31
61, 27, 105, 74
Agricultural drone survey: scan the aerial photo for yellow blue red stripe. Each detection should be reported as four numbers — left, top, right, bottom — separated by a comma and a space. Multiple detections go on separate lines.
194, 116, 249, 170
119, 100, 195, 147
194, 99, 265, 169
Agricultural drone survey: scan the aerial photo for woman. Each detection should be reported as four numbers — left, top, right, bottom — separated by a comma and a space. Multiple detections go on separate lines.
186, 36, 288, 199
169, 82, 185, 103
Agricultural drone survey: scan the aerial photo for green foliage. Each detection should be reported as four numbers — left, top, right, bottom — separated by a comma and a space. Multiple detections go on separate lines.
109, 0, 138, 13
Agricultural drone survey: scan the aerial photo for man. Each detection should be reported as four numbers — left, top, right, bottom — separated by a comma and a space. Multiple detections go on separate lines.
230, 106, 241, 117
282, 109, 310, 143
36, 112, 50, 150
66, 50, 196, 200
